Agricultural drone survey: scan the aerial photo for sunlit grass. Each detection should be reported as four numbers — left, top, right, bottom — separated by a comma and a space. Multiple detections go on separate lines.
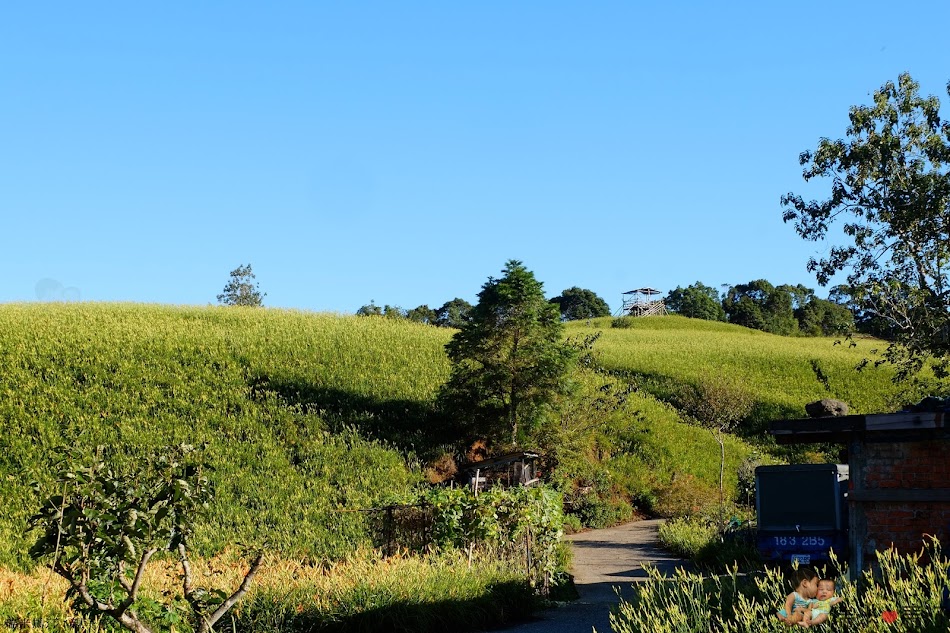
568, 315, 905, 421
0, 550, 533, 633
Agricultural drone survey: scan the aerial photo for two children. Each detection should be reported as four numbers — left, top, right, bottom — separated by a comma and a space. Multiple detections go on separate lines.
777, 567, 841, 627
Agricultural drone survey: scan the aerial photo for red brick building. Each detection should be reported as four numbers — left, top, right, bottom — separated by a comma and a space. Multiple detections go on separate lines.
771, 411, 950, 575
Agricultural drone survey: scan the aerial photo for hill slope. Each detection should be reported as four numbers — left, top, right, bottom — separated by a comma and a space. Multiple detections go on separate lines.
0, 305, 903, 567
571, 315, 903, 428
0, 304, 451, 567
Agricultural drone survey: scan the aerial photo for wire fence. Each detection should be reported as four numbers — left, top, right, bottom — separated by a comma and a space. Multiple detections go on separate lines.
353, 501, 551, 594
359, 503, 434, 557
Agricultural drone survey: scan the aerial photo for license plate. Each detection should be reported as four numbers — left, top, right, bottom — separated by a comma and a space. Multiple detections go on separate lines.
791, 554, 811, 565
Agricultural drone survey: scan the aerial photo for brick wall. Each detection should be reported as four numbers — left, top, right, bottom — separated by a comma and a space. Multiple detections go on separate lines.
854, 440, 950, 556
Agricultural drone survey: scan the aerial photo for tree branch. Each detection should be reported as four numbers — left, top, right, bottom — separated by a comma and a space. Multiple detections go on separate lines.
117, 547, 158, 613
198, 551, 265, 633
178, 542, 201, 611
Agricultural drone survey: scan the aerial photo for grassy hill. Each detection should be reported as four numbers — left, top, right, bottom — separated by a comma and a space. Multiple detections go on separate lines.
0, 304, 907, 569
572, 315, 903, 426
0, 303, 451, 568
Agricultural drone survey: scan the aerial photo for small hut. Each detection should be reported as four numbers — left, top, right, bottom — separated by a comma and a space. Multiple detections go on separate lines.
617, 287, 666, 317
459, 451, 540, 492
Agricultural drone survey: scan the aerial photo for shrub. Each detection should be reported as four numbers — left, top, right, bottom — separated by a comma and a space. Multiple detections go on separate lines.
652, 474, 718, 518
570, 493, 633, 529
657, 517, 717, 560
422, 485, 564, 592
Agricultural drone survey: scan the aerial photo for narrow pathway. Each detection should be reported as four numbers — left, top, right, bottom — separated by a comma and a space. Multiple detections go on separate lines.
492, 519, 687, 633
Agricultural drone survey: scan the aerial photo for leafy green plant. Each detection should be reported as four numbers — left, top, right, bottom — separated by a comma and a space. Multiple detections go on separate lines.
29, 445, 263, 633
422, 485, 564, 593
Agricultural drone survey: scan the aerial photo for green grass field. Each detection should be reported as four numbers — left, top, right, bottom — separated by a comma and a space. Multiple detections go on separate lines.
0, 303, 453, 568
570, 315, 904, 425
0, 304, 911, 570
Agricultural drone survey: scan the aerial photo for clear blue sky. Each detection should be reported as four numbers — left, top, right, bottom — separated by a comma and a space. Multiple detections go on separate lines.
3, 2, 949, 313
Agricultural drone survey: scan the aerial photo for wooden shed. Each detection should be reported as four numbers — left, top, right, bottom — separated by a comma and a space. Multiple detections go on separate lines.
459, 451, 540, 491
770, 410, 950, 576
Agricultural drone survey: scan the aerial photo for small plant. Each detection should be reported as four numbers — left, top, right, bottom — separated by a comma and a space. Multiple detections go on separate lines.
735, 451, 762, 508
29, 445, 263, 633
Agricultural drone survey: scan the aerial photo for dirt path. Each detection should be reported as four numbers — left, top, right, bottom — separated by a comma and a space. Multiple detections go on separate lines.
490, 519, 687, 633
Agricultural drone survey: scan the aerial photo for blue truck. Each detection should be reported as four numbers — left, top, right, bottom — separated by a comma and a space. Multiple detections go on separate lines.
755, 464, 849, 565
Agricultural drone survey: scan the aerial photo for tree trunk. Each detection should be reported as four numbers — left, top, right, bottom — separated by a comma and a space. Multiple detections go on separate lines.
717, 430, 726, 529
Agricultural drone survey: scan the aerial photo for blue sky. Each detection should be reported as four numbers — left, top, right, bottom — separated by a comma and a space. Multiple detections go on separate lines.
3, 2, 949, 313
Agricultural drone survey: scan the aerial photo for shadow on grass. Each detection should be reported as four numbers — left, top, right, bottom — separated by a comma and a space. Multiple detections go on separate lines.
234, 580, 538, 633
248, 374, 462, 459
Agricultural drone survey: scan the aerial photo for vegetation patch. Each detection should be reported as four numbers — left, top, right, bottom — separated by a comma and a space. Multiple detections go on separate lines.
611, 540, 950, 633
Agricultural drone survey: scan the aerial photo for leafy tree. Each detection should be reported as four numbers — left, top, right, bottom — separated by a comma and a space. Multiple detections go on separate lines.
677, 377, 754, 529
796, 296, 855, 337
782, 73, 950, 378
435, 298, 473, 328
722, 280, 797, 335
356, 301, 383, 316
830, 285, 894, 338
548, 287, 610, 321
383, 304, 405, 319
438, 261, 575, 447
665, 282, 726, 321
406, 304, 438, 324
217, 264, 265, 307
29, 446, 262, 633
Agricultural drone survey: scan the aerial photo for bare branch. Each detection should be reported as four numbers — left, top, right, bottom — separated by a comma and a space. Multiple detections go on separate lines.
117, 560, 132, 592
198, 551, 265, 633
117, 547, 158, 613
178, 542, 201, 611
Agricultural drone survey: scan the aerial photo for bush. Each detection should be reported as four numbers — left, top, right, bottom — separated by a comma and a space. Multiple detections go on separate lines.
652, 474, 718, 518
569, 493, 633, 529
422, 485, 564, 592
562, 514, 583, 534
657, 517, 717, 559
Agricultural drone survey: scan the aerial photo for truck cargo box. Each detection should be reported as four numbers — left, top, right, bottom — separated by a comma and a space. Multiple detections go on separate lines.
755, 464, 849, 564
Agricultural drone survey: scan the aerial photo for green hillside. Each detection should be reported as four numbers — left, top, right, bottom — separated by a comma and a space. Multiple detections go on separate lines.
0, 304, 905, 569
572, 315, 903, 427
0, 303, 451, 568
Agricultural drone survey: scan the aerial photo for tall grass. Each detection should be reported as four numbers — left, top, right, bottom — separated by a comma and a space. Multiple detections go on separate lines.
569, 315, 906, 429
0, 550, 535, 633
0, 304, 449, 568
609, 540, 950, 633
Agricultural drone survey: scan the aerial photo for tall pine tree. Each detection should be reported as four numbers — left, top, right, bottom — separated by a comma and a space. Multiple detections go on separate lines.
439, 260, 574, 448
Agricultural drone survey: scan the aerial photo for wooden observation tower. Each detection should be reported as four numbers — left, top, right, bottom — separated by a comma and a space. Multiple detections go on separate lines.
617, 287, 667, 317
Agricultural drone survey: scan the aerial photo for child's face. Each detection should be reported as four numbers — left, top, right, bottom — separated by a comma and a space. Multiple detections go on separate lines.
802, 576, 819, 598
816, 580, 835, 600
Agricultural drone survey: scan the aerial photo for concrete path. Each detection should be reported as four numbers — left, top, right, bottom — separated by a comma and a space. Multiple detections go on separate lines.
490, 519, 687, 633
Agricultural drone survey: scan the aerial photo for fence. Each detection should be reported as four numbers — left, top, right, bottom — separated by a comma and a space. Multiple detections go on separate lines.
358, 501, 551, 594
361, 503, 434, 557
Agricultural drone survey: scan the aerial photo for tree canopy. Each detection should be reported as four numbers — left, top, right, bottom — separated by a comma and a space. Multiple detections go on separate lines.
722, 279, 797, 335
217, 264, 265, 307
435, 298, 473, 328
665, 282, 726, 322
549, 287, 610, 321
781, 73, 950, 378
438, 261, 575, 447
